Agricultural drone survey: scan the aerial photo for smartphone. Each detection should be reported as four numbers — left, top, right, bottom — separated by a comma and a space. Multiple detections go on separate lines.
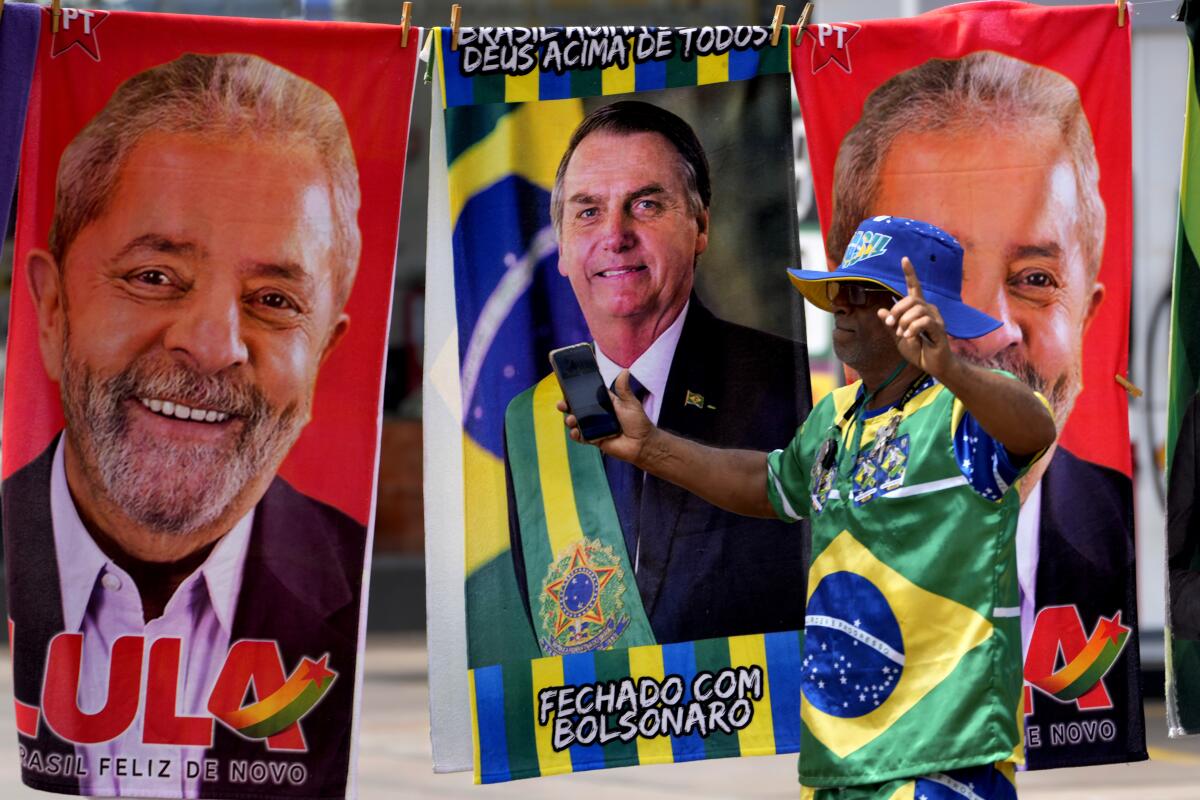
548, 343, 621, 443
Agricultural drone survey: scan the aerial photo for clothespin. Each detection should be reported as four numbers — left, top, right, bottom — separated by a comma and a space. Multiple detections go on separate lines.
51, 0, 62, 33
1, 0, 6, 25
450, 3, 461, 52
1116, 0, 1127, 27
770, 4, 786, 47
400, 1, 412, 47
794, 1, 814, 46
1115, 374, 1143, 398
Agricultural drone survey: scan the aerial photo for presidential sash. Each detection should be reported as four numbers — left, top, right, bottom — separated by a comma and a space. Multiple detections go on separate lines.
505, 374, 656, 655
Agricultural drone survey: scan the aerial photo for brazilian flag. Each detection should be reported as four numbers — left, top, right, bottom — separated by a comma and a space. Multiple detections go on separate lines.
1168, 0, 1200, 734
438, 48, 591, 667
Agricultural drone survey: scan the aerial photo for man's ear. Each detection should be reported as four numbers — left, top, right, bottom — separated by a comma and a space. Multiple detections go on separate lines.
694, 209, 710, 258
1082, 281, 1105, 335
27, 249, 66, 383
319, 313, 351, 367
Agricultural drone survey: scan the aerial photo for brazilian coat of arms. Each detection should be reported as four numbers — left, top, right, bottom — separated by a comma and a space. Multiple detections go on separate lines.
539, 539, 632, 655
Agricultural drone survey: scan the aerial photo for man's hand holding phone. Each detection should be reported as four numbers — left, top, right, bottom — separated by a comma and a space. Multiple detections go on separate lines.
549, 344, 773, 518
559, 368, 775, 519
559, 369, 654, 467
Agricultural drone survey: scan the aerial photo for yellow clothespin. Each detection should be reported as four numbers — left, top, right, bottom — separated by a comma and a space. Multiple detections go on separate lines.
51, 0, 62, 33
1116, 0, 1127, 27
1115, 374, 1142, 398
770, 4, 786, 47
400, 1, 412, 47
450, 3, 461, 52
794, 1, 814, 46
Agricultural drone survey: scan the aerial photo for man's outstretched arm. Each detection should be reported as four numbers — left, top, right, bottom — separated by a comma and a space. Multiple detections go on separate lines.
559, 372, 777, 519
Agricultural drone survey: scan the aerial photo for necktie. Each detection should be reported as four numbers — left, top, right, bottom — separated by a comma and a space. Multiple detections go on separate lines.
604, 374, 648, 571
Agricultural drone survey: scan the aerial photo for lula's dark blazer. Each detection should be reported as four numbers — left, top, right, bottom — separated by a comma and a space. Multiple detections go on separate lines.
1025, 445, 1146, 768
509, 298, 811, 645
2, 438, 367, 799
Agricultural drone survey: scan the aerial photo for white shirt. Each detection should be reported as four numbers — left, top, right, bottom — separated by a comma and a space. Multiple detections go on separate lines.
1016, 480, 1042, 657
50, 438, 253, 798
594, 300, 690, 426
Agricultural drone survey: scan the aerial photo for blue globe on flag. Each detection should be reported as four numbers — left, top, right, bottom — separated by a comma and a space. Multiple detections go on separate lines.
912, 764, 1019, 800
803, 571, 905, 718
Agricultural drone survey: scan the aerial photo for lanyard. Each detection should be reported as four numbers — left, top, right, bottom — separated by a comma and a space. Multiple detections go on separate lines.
819, 364, 928, 482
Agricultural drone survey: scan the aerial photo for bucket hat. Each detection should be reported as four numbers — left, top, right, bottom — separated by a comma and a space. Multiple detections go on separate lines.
787, 215, 1001, 340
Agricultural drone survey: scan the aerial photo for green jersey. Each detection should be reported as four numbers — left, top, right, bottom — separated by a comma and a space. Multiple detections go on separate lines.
767, 374, 1041, 787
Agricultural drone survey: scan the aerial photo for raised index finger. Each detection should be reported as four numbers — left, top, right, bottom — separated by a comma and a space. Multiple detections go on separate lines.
902, 256, 925, 300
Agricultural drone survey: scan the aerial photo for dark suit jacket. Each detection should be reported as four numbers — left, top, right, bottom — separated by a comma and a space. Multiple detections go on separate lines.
1025, 445, 1146, 768
2, 439, 367, 799
508, 299, 810, 645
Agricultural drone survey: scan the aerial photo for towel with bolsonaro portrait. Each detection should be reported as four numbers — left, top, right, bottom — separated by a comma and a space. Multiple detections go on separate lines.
423, 23, 815, 782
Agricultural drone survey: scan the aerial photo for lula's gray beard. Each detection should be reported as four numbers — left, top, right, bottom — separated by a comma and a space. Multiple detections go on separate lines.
954, 345, 1078, 430
60, 342, 304, 537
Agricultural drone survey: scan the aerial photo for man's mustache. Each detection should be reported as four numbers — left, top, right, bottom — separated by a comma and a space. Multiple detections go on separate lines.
104, 359, 269, 423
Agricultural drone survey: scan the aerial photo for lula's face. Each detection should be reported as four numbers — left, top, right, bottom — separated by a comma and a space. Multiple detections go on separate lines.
869, 125, 1103, 425
51, 131, 347, 535
557, 131, 708, 328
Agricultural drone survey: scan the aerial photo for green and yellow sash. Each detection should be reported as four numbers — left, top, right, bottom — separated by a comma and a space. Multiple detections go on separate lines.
505, 374, 656, 655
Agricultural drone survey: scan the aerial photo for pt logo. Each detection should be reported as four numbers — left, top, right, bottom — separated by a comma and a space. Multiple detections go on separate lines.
1023, 605, 1130, 715
51, 8, 110, 62
804, 22, 861, 75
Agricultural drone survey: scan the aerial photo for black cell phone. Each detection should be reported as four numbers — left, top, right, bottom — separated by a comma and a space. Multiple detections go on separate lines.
548, 343, 621, 443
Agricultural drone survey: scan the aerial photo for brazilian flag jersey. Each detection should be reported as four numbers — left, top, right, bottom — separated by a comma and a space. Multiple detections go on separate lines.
766, 374, 1041, 788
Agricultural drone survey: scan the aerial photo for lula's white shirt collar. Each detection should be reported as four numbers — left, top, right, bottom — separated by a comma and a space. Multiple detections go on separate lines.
1016, 478, 1042, 657
594, 300, 690, 426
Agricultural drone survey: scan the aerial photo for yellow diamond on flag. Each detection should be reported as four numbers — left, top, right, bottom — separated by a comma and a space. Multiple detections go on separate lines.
801, 531, 992, 759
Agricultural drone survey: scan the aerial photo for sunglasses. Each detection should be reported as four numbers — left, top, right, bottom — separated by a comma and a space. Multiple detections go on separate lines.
825, 282, 897, 307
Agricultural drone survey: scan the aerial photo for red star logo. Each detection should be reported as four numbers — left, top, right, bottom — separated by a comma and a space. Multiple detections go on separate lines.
51, 9, 110, 62
299, 655, 336, 690
543, 543, 617, 637
804, 21, 861, 75
1093, 612, 1128, 647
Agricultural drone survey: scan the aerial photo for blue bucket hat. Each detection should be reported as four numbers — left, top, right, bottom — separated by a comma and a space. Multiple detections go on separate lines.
787, 215, 1001, 340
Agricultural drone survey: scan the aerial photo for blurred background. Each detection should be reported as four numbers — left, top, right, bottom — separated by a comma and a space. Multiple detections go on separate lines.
0, 0, 1195, 795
